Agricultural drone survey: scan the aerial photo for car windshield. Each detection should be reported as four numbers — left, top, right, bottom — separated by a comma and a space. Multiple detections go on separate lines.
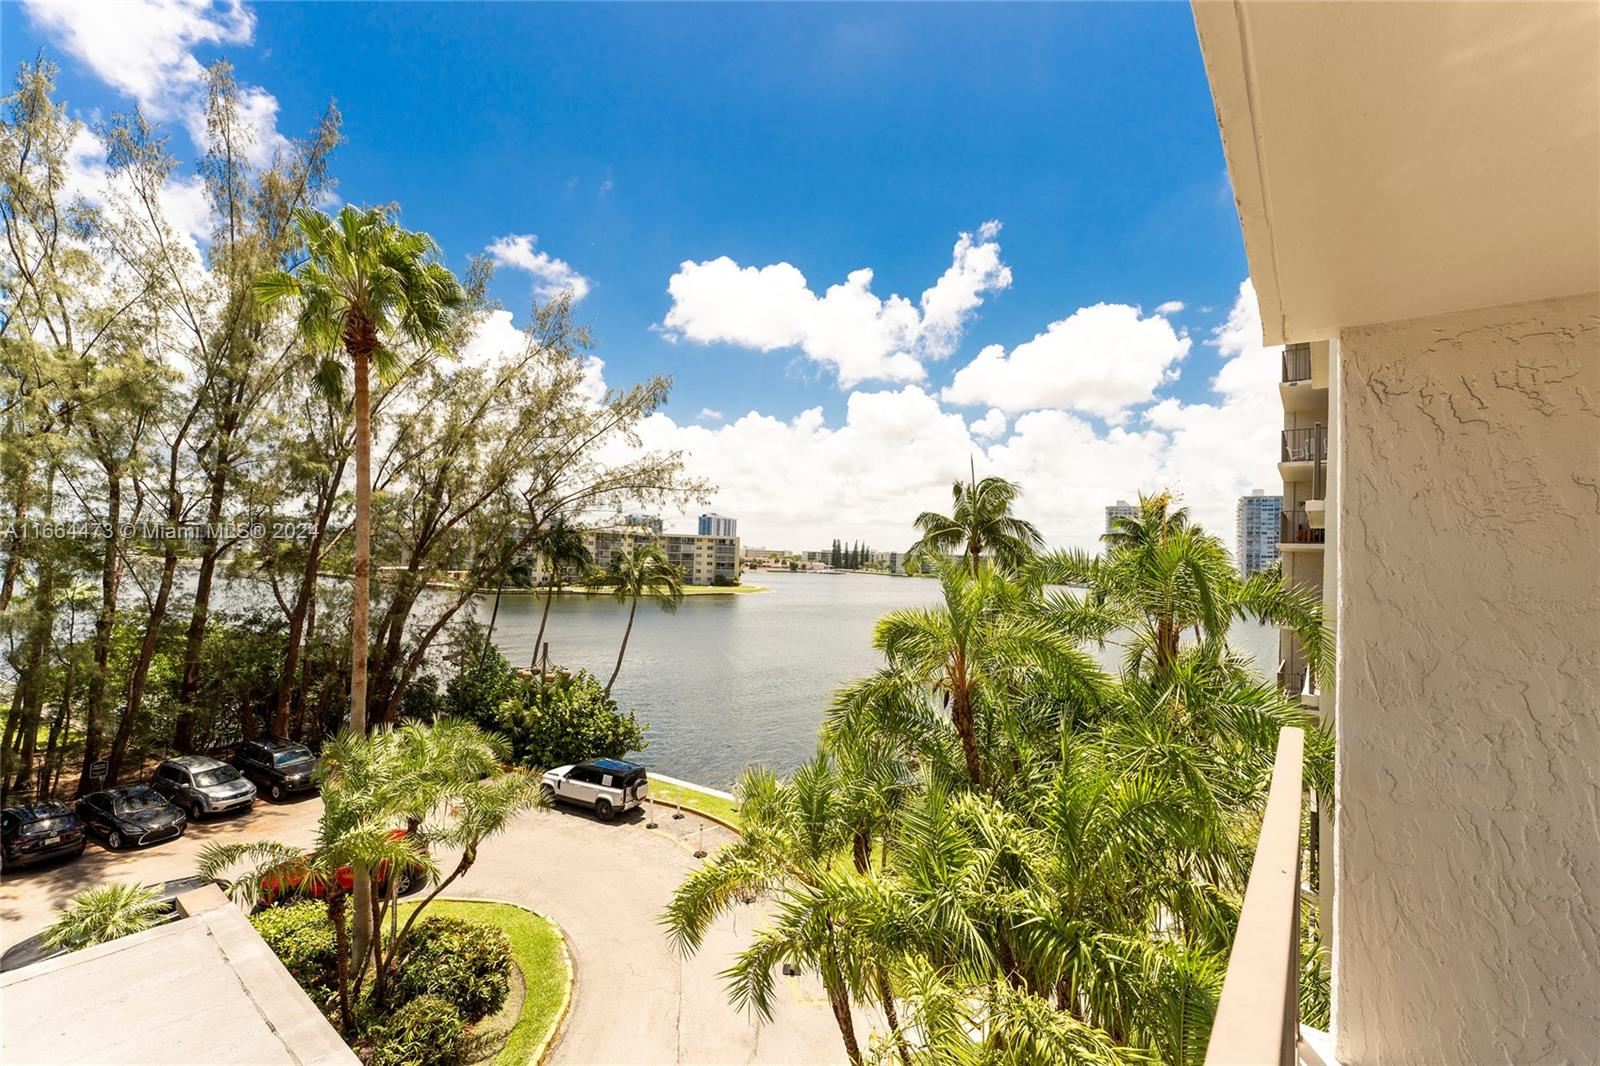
193, 766, 242, 787
22, 816, 72, 834
272, 747, 313, 767
112, 788, 164, 814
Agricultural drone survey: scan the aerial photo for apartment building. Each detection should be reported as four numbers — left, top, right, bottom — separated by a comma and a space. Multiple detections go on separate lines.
1104, 499, 1138, 535
585, 528, 741, 585
1235, 489, 1283, 577
697, 513, 737, 538
1276, 339, 1332, 713
623, 514, 663, 533
1193, 3, 1597, 1063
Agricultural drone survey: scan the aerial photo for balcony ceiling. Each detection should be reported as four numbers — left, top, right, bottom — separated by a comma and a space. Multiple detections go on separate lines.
1193, 1, 1600, 345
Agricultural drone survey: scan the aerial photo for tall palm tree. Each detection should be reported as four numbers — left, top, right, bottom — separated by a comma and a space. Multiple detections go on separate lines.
1029, 491, 1332, 680
530, 516, 592, 671
595, 542, 684, 697
256, 207, 462, 976
479, 551, 535, 670
663, 757, 879, 1064
254, 205, 466, 738
907, 461, 1042, 575
838, 563, 1108, 788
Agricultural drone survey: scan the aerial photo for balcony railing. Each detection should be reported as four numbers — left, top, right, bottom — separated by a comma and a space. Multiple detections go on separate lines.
1280, 508, 1326, 545
1280, 427, 1327, 464
1205, 726, 1305, 1066
1282, 343, 1312, 384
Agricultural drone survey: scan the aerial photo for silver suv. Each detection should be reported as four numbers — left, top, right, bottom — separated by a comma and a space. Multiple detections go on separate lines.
152, 755, 257, 819
541, 759, 648, 822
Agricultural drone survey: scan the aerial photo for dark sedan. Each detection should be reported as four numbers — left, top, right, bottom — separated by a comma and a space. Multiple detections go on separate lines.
74, 786, 187, 849
1, 803, 87, 870
231, 737, 319, 801
0, 875, 213, 973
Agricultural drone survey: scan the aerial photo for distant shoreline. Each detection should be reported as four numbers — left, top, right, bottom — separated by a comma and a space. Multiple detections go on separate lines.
453, 582, 770, 597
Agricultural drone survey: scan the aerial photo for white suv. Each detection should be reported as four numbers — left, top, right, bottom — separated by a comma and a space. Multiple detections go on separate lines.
541, 759, 649, 822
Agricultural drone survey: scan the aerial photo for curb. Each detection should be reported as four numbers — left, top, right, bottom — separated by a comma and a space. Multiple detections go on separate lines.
428, 895, 576, 1066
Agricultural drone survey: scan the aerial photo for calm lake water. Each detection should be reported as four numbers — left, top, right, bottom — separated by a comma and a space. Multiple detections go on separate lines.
478, 570, 1278, 789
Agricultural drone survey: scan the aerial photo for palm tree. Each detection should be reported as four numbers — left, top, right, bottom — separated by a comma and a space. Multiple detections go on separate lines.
595, 542, 684, 697
529, 516, 592, 671
663, 757, 878, 1064
907, 461, 1042, 574
479, 551, 535, 669
40, 882, 166, 953
254, 205, 466, 738
1028, 491, 1332, 680
255, 206, 463, 980
199, 823, 432, 1030
838, 563, 1108, 788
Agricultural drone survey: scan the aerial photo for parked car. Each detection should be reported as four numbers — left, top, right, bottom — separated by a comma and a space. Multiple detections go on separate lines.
151, 755, 256, 818
0, 875, 215, 973
541, 759, 649, 822
258, 828, 420, 907
1, 803, 87, 871
230, 738, 319, 801
74, 786, 187, 849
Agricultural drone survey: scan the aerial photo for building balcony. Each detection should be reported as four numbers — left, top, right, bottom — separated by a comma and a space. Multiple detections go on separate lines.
1278, 427, 1329, 490
1282, 343, 1313, 383
1280, 507, 1326, 549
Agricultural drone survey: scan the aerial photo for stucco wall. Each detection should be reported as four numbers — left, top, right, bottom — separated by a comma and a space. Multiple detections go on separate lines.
1332, 292, 1600, 1064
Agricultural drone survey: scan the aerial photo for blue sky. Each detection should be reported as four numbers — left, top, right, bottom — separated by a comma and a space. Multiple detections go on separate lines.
3, 1, 1280, 551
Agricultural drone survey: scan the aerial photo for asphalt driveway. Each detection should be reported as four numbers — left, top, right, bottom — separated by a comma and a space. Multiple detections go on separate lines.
1, 794, 868, 1065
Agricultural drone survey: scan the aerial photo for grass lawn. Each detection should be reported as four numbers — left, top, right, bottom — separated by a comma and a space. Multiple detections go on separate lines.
400, 899, 569, 1066
645, 779, 741, 826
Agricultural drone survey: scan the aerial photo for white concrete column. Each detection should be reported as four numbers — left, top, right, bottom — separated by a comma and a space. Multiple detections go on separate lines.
1331, 292, 1600, 1063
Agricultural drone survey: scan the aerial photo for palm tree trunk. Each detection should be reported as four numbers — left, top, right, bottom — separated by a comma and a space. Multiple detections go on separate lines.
479, 578, 505, 669
604, 596, 639, 698
877, 971, 911, 1066
350, 338, 374, 969
951, 688, 983, 785
824, 968, 863, 1065
532, 579, 556, 670
328, 892, 354, 1032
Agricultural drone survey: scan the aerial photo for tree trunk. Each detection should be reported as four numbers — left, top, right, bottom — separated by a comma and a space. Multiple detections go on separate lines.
824, 968, 863, 1066
174, 432, 235, 751
479, 578, 504, 669
531, 578, 557, 669
604, 596, 639, 698
75, 472, 121, 797
328, 892, 354, 1033
109, 551, 179, 781
350, 335, 374, 968
877, 971, 911, 1066
951, 687, 983, 786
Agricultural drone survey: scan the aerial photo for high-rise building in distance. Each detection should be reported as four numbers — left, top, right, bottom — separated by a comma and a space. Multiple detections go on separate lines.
1235, 490, 1283, 576
698, 513, 737, 537
1104, 499, 1139, 535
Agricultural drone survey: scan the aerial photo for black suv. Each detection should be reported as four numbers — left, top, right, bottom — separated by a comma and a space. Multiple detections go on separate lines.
231, 738, 319, 801
1, 803, 87, 870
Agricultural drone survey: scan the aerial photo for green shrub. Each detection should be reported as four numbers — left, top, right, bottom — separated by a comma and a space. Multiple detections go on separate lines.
485, 666, 648, 770
444, 636, 526, 725
396, 916, 513, 1022
251, 900, 336, 994
369, 994, 464, 1066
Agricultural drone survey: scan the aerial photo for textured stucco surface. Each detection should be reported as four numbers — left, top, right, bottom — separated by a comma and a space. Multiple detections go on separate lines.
1333, 292, 1600, 1064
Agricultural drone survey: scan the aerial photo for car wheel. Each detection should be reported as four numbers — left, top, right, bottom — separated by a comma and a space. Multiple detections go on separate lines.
107, 830, 124, 849
270, 783, 283, 801
594, 798, 615, 822
539, 785, 556, 803
73, 845, 86, 859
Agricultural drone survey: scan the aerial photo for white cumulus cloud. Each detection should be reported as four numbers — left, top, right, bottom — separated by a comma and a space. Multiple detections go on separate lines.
610, 281, 1280, 553
1155, 300, 1185, 314
942, 302, 1191, 422
23, 0, 286, 166
659, 222, 1012, 389
487, 234, 592, 302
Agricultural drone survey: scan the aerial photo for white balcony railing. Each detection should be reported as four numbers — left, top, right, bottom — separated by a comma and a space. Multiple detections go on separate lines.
1205, 726, 1305, 1066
